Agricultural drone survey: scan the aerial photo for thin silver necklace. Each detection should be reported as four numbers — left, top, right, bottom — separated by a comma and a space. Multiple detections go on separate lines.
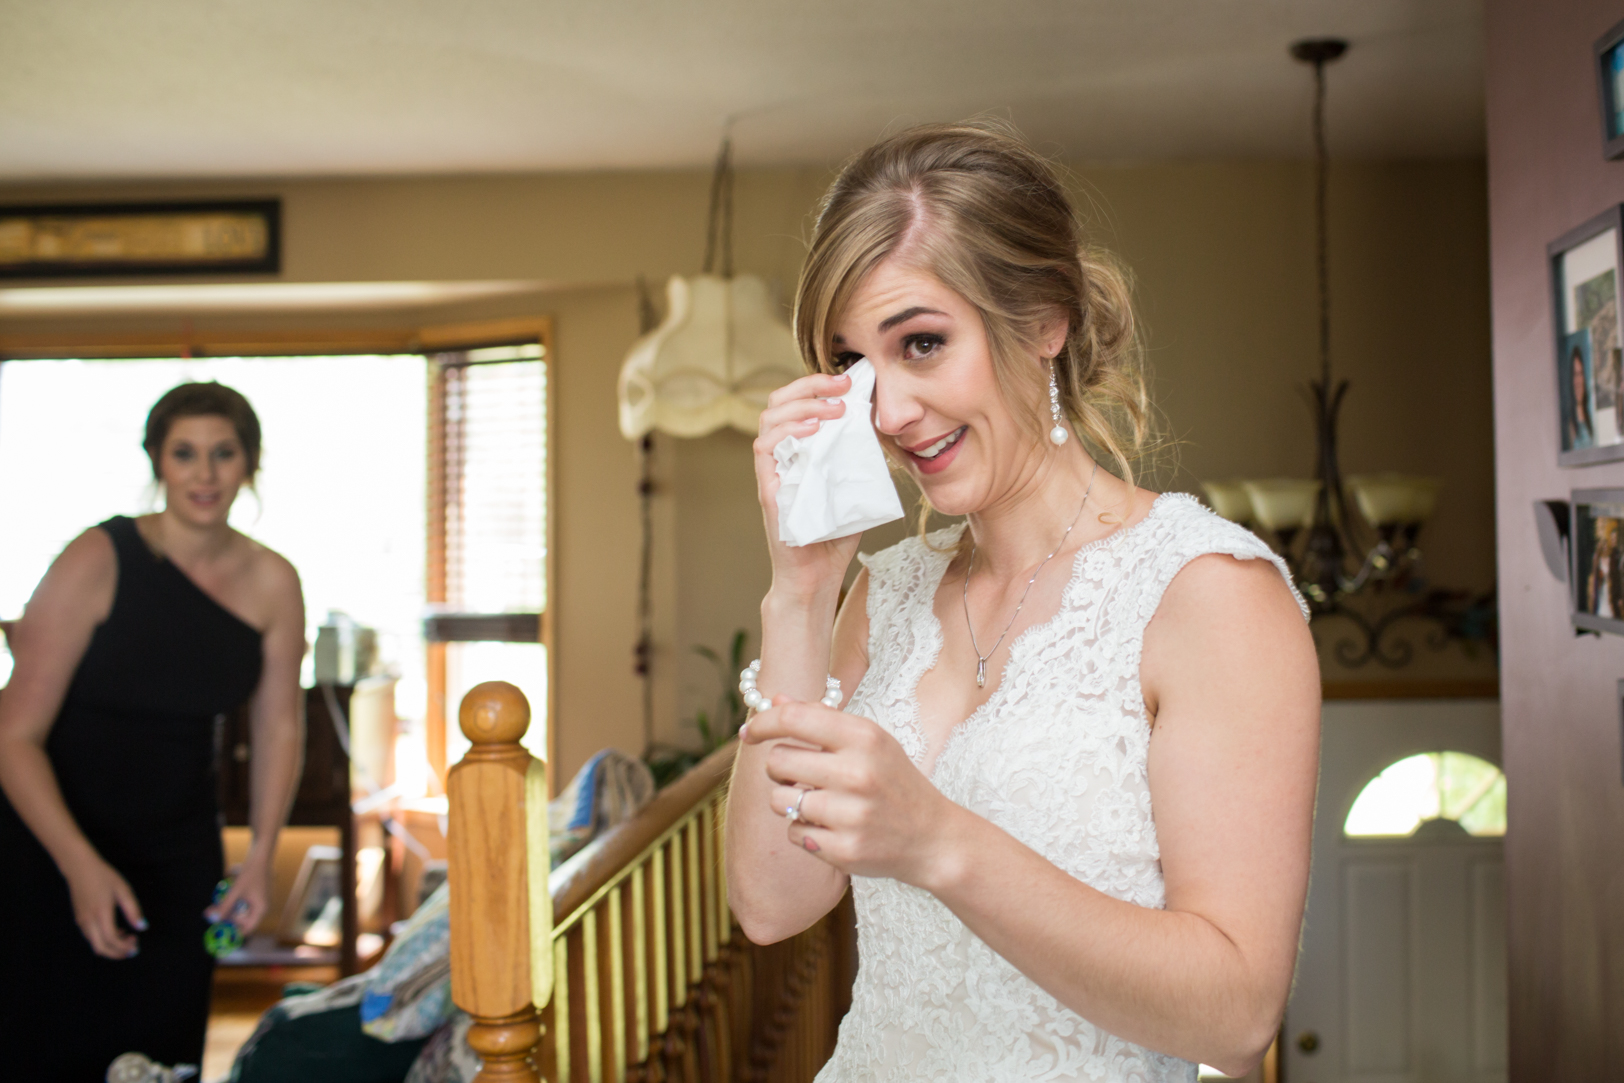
962, 461, 1100, 688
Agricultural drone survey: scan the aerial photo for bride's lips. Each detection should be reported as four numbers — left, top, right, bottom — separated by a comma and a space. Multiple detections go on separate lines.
902, 426, 967, 475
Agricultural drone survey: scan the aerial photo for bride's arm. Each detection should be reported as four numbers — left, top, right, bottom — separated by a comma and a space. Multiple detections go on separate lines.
745, 553, 1318, 1075
726, 367, 869, 944
726, 568, 870, 944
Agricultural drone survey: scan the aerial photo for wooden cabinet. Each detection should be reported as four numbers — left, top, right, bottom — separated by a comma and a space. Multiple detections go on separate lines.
217, 685, 361, 974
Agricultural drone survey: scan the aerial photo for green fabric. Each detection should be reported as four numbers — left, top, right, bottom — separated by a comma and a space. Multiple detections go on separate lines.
232, 1003, 428, 1083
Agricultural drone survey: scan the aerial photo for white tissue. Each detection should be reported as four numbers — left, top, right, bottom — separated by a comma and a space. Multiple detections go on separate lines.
773, 359, 905, 547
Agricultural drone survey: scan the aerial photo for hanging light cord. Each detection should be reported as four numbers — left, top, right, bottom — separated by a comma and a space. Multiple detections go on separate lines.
1311, 55, 1331, 393
700, 134, 735, 278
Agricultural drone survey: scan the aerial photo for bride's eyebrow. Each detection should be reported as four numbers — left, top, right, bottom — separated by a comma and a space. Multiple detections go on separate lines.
878, 306, 946, 333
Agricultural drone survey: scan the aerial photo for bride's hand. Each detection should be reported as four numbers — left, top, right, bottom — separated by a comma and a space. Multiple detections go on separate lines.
742, 695, 963, 889
753, 371, 864, 599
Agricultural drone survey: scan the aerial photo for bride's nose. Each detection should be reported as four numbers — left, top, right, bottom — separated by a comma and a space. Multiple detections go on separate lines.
872, 370, 924, 437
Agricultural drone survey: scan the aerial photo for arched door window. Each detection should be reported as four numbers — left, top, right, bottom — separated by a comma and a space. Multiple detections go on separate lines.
1343, 751, 1506, 838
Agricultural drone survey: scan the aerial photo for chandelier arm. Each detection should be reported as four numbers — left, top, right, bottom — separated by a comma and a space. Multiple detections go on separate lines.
1328, 601, 1417, 669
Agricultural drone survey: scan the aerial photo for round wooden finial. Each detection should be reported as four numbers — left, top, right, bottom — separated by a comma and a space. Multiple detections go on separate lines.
458, 681, 531, 745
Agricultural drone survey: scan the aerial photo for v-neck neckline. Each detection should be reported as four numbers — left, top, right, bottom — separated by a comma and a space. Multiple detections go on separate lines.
901, 492, 1175, 781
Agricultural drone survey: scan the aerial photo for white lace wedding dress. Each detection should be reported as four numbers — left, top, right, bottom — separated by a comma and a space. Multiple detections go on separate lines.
817, 493, 1306, 1083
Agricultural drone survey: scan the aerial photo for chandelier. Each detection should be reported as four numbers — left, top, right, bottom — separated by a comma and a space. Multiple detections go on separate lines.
1201, 40, 1494, 668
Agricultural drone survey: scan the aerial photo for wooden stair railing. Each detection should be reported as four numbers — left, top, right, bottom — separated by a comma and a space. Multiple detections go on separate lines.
449, 682, 857, 1083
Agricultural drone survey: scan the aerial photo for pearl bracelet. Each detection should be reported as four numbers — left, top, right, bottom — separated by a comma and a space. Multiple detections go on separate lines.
739, 658, 842, 712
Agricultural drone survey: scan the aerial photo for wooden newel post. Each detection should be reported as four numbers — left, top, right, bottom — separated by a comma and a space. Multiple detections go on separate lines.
449, 681, 543, 1083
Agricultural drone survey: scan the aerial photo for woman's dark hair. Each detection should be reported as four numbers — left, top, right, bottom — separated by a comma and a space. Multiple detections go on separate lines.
143, 382, 262, 480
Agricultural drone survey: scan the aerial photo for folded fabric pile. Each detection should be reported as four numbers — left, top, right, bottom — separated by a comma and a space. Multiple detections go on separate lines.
548, 748, 656, 868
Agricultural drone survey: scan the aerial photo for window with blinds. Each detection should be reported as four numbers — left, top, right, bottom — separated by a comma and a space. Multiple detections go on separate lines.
425, 340, 549, 775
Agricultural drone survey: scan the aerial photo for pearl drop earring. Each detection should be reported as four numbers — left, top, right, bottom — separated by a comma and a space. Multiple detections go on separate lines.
1048, 363, 1069, 446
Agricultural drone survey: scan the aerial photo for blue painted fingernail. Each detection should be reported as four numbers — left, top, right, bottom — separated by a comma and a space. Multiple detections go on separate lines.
136, 919, 148, 930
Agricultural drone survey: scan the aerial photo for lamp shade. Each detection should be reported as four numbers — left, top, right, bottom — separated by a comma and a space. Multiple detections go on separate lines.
1242, 479, 1322, 532
1201, 481, 1254, 524
618, 273, 807, 440
1347, 474, 1443, 526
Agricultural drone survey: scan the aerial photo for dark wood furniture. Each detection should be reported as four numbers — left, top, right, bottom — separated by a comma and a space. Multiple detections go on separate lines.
218, 684, 360, 975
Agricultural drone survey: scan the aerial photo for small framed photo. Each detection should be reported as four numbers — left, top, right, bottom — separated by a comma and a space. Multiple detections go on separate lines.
1550, 208, 1624, 466
1617, 680, 1624, 785
1572, 489, 1624, 635
277, 844, 343, 947
1596, 18, 1624, 159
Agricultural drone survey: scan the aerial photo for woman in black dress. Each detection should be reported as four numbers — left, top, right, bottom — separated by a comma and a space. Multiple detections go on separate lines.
0, 382, 305, 1079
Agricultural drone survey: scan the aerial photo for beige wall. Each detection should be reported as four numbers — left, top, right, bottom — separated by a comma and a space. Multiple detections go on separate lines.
0, 156, 1494, 781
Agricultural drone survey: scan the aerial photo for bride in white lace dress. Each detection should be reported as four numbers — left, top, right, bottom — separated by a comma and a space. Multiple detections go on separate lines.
726, 123, 1320, 1082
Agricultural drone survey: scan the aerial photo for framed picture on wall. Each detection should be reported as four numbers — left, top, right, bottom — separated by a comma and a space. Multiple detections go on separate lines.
1550, 207, 1624, 466
1595, 17, 1624, 159
0, 199, 280, 279
1572, 489, 1624, 635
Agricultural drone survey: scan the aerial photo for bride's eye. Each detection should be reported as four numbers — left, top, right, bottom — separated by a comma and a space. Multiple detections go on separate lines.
902, 334, 944, 362
833, 351, 863, 372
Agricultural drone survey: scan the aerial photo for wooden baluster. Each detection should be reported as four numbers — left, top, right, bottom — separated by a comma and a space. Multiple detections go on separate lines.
599, 892, 626, 1083
623, 867, 651, 1083
554, 931, 572, 1083
645, 845, 668, 1083
681, 821, 704, 1083
448, 682, 542, 1083
694, 804, 730, 1083
661, 837, 693, 1083
575, 916, 602, 1083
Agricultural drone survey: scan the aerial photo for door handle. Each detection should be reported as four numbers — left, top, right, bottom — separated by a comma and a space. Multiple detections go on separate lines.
1296, 1030, 1321, 1054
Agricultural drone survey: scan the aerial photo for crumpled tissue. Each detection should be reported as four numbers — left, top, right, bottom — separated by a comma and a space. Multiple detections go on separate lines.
774, 358, 905, 546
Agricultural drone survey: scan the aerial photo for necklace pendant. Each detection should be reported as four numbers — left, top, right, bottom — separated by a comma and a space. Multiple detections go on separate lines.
976, 659, 987, 687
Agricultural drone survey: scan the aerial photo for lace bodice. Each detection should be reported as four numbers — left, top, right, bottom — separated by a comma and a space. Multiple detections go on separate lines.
818, 493, 1304, 1083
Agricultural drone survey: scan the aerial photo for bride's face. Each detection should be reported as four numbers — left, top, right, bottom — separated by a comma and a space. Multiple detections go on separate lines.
832, 257, 1062, 517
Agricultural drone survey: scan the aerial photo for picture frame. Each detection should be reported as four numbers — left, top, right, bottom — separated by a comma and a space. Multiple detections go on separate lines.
1596, 17, 1624, 159
1571, 489, 1624, 636
0, 199, 280, 279
1549, 207, 1624, 466
1617, 680, 1624, 785
277, 844, 343, 946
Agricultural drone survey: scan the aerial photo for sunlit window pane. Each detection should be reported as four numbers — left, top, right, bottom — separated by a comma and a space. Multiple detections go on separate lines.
443, 354, 546, 614
0, 354, 428, 713
1344, 751, 1507, 838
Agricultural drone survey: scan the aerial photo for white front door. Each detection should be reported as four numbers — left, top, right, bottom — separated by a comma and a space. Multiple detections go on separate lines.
1283, 699, 1507, 1083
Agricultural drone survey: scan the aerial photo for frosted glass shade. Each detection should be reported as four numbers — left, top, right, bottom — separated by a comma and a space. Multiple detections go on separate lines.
1347, 474, 1443, 526
618, 273, 806, 439
1201, 481, 1254, 523
1242, 479, 1322, 532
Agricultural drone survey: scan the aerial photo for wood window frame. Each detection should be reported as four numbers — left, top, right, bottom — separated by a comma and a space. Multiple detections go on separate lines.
421, 318, 556, 795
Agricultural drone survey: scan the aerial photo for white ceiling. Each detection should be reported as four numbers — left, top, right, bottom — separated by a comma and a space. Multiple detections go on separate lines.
0, 0, 1484, 181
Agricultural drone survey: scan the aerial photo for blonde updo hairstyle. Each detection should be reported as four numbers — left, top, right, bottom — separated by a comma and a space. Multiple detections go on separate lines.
794, 122, 1151, 531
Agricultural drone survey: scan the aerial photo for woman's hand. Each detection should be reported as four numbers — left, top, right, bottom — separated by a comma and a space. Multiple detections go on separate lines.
62, 853, 145, 959
753, 371, 864, 599
742, 695, 961, 889
206, 854, 271, 935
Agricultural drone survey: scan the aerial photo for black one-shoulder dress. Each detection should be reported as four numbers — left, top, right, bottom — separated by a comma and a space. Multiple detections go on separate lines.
0, 516, 264, 1079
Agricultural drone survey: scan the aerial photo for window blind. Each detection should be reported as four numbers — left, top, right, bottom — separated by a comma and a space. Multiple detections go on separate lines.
426, 342, 546, 640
